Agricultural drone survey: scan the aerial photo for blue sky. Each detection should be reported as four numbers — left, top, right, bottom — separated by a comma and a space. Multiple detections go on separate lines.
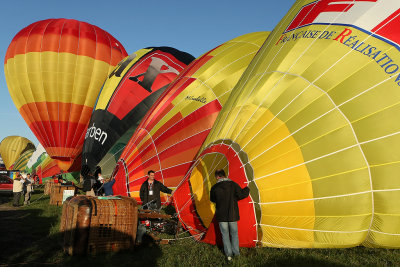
0, 0, 295, 146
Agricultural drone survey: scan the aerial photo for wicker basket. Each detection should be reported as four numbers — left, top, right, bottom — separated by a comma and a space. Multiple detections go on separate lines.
49, 184, 75, 206
61, 195, 138, 255
44, 180, 54, 195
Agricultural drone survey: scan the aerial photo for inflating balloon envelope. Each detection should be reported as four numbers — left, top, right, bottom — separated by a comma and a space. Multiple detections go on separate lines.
26, 144, 46, 173
174, 0, 400, 248
82, 47, 195, 176
36, 155, 61, 181
13, 148, 35, 171
0, 136, 35, 170
4, 18, 128, 171
111, 32, 270, 202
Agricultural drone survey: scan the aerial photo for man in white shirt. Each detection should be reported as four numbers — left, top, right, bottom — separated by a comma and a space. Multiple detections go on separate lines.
12, 172, 25, 207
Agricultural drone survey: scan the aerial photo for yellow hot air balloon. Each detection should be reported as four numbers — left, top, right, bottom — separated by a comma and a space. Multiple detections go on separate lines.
0, 136, 35, 170
174, 0, 400, 248
4, 18, 128, 170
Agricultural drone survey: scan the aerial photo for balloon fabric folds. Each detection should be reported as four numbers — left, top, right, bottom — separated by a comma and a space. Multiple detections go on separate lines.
82, 47, 195, 176
26, 143, 46, 170
13, 149, 35, 171
37, 155, 61, 181
175, 0, 400, 248
4, 18, 128, 170
31, 153, 47, 172
111, 32, 270, 201
0, 136, 35, 170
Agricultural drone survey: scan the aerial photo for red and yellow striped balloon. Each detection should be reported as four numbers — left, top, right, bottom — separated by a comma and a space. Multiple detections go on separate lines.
4, 19, 128, 170
111, 32, 269, 200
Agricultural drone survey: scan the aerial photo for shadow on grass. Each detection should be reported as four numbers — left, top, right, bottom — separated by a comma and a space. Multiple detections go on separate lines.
0, 205, 162, 266
2, 229, 162, 266
0, 192, 13, 204
63, 234, 162, 267
0, 206, 59, 264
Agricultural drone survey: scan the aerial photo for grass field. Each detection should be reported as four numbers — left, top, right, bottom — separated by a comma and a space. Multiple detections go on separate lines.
0, 189, 399, 267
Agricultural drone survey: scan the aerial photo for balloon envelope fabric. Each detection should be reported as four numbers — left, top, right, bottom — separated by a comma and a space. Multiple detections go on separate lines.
37, 155, 61, 181
4, 18, 128, 170
0, 136, 35, 170
26, 143, 46, 170
82, 47, 195, 176
111, 32, 270, 202
13, 148, 35, 171
175, 0, 400, 248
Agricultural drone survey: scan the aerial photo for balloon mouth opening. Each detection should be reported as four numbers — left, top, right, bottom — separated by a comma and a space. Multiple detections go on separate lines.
54, 157, 74, 171
52, 156, 73, 162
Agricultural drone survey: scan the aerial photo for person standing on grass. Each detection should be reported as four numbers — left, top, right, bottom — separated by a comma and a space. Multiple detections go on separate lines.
140, 170, 172, 209
12, 172, 25, 207
23, 173, 34, 205
210, 169, 250, 262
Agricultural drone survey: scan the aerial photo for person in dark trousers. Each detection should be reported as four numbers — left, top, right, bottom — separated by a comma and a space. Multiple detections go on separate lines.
12, 172, 24, 207
23, 173, 34, 205
139, 170, 172, 209
210, 169, 250, 262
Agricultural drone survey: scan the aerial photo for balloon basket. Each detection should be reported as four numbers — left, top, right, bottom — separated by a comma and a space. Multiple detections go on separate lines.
44, 180, 55, 195
60, 195, 138, 255
49, 184, 76, 206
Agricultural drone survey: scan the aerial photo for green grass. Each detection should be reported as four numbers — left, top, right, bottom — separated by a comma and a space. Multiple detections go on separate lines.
0, 189, 399, 267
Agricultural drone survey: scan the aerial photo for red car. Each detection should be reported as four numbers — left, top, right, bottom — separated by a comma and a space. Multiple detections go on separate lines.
0, 175, 13, 193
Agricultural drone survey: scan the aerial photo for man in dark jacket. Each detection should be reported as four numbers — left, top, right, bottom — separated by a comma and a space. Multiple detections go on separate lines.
140, 170, 172, 209
210, 169, 250, 261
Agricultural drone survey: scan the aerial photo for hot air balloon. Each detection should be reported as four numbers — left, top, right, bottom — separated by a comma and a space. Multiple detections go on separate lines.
82, 47, 195, 176
31, 152, 47, 173
111, 32, 270, 201
173, 0, 400, 248
26, 143, 46, 173
4, 18, 128, 171
37, 155, 61, 182
13, 148, 35, 171
0, 136, 35, 170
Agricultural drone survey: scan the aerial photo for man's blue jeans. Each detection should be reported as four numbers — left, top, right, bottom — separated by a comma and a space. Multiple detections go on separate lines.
219, 221, 239, 257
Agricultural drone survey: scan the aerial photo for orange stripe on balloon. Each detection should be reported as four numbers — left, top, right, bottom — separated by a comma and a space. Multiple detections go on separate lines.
19, 102, 92, 124
27, 120, 87, 156
151, 112, 183, 142
45, 146, 82, 160
158, 140, 208, 170
154, 109, 219, 153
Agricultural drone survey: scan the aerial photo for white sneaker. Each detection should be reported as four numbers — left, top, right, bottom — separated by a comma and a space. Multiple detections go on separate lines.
227, 256, 233, 261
